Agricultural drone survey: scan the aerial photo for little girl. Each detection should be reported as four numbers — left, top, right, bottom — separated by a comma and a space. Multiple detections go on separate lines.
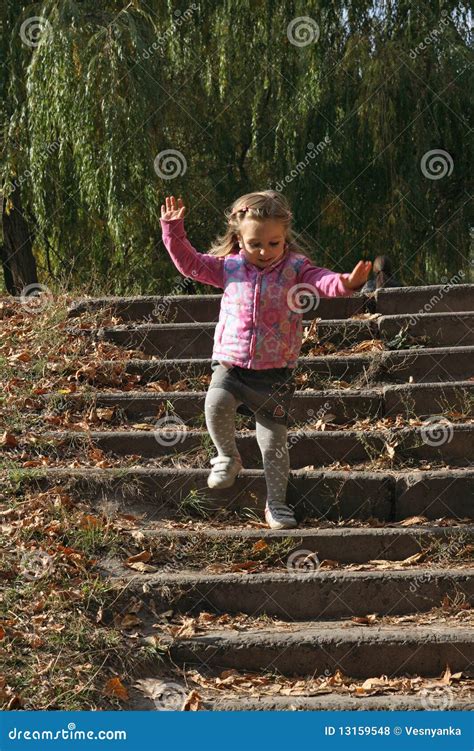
160, 190, 371, 529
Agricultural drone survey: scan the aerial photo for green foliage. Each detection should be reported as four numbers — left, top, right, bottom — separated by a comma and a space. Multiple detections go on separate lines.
1, 0, 472, 292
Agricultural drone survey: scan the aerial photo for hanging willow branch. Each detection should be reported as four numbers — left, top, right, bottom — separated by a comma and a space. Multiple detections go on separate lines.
1, 0, 471, 293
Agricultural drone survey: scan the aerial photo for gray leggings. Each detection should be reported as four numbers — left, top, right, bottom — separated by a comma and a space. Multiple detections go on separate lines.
204, 387, 290, 502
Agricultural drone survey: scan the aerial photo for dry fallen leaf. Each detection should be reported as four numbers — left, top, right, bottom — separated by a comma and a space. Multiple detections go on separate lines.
116, 614, 142, 630
126, 561, 157, 573
424, 666, 463, 688
80, 514, 101, 529
126, 550, 152, 564
229, 560, 262, 573
1, 432, 18, 448
146, 381, 168, 392
96, 407, 115, 421
399, 516, 428, 526
104, 676, 129, 701
360, 676, 390, 691
182, 689, 202, 711
399, 551, 425, 566
384, 442, 397, 459
169, 616, 197, 639
351, 614, 378, 625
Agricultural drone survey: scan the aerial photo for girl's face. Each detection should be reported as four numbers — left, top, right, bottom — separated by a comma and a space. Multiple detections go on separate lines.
237, 218, 287, 269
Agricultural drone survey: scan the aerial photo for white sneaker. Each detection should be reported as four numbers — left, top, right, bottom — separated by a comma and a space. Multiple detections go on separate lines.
265, 500, 297, 529
207, 455, 243, 489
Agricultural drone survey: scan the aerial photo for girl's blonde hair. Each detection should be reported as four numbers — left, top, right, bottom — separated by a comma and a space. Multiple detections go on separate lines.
208, 190, 310, 258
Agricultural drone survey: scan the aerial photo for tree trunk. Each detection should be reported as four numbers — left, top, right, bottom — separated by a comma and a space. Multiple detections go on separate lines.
1, 186, 38, 295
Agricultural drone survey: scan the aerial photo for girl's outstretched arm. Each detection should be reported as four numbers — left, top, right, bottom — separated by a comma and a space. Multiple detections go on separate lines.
160, 196, 225, 289
296, 257, 371, 298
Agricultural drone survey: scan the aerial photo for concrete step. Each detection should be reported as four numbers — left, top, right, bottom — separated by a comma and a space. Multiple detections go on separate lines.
27, 467, 474, 521
50, 423, 474, 467
374, 284, 474, 315
171, 694, 474, 711
126, 680, 474, 710
97, 320, 379, 356
163, 623, 474, 679
106, 345, 474, 384
135, 525, 474, 564
95, 312, 474, 356
67, 285, 474, 321
100, 561, 474, 619
53, 382, 474, 424
69, 294, 369, 322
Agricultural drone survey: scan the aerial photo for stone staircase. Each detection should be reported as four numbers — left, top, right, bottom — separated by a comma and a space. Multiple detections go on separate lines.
41, 285, 474, 709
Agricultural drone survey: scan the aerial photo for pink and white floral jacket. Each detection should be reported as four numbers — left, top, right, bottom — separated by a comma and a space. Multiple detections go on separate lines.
161, 217, 354, 369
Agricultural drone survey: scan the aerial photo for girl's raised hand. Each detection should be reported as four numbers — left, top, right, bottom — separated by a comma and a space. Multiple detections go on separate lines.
341, 260, 372, 290
161, 195, 186, 221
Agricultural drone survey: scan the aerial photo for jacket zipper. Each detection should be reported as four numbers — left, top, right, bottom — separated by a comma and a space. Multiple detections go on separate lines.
249, 270, 262, 363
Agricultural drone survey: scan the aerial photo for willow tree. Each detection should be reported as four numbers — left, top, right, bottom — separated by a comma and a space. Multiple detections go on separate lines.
1, 4, 39, 294
0, 0, 471, 294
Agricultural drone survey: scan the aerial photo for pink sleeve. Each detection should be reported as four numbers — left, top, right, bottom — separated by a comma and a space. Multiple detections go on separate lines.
296, 256, 354, 298
160, 217, 225, 289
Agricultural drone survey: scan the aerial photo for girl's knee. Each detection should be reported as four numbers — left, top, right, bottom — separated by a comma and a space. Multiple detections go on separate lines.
205, 387, 238, 406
